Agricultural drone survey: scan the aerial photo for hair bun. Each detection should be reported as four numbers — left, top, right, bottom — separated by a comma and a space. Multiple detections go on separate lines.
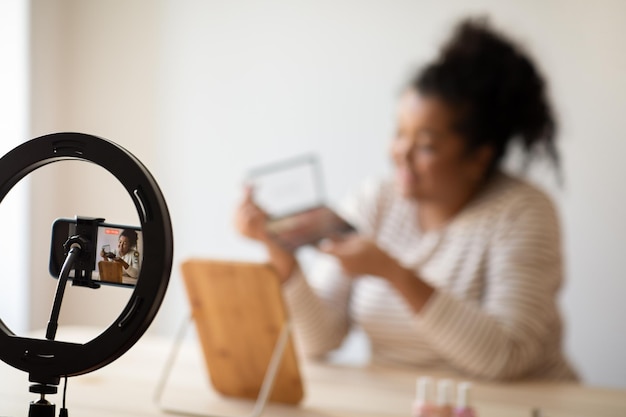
414, 17, 558, 174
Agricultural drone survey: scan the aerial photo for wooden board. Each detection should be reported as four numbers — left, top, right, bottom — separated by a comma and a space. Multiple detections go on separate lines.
181, 259, 304, 405
98, 260, 123, 283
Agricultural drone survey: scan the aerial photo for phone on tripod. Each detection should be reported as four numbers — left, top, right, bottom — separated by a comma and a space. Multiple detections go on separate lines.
49, 218, 142, 288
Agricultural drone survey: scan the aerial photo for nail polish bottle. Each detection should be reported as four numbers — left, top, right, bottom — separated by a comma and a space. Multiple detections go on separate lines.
454, 382, 476, 417
436, 379, 454, 417
412, 376, 437, 417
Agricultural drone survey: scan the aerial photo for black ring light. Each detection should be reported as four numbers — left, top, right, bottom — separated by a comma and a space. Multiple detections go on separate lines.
0, 132, 173, 384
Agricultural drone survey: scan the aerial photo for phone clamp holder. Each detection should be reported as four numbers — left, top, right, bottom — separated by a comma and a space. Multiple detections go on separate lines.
0, 132, 173, 417
63, 216, 106, 289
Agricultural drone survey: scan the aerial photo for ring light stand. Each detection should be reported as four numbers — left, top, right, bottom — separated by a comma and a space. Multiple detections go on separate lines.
0, 133, 173, 416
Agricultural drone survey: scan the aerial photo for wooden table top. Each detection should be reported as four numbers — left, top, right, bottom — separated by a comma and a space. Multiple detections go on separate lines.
0, 327, 624, 417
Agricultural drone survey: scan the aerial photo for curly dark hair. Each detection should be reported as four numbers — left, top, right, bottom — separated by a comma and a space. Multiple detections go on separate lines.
412, 17, 558, 176
120, 229, 138, 249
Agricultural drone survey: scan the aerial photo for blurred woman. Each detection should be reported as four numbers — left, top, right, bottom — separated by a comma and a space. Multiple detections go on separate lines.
236, 18, 577, 381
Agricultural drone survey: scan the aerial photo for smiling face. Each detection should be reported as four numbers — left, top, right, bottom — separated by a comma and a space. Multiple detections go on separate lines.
118, 235, 132, 256
390, 90, 492, 203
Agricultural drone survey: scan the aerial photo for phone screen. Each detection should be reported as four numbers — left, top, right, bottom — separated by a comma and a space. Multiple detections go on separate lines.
49, 219, 143, 287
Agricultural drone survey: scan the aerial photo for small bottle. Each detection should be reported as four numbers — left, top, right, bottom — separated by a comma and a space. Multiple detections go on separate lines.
412, 376, 437, 417
436, 379, 454, 417
454, 382, 476, 417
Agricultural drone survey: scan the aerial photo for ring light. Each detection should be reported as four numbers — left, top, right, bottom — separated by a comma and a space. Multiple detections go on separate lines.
0, 132, 173, 384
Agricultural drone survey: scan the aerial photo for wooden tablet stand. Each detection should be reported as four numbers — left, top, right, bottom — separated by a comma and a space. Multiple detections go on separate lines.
155, 259, 304, 417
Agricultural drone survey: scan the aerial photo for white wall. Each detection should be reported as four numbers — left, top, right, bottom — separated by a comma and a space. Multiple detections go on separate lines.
28, 0, 161, 339
0, 0, 30, 334
26, 0, 626, 387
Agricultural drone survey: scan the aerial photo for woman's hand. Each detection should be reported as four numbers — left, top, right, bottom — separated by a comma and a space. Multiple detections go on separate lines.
234, 186, 297, 282
318, 235, 397, 279
114, 257, 129, 269
234, 186, 271, 243
320, 234, 434, 313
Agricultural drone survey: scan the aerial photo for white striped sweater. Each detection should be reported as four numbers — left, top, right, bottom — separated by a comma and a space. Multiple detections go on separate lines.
283, 172, 577, 381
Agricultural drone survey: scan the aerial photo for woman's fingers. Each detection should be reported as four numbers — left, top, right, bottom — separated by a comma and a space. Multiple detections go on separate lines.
235, 186, 270, 242
242, 184, 254, 204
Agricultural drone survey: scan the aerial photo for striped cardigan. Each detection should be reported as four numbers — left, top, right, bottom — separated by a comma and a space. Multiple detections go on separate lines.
283, 172, 577, 381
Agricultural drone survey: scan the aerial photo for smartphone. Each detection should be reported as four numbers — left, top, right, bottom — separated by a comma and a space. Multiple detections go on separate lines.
49, 218, 143, 288
266, 205, 356, 252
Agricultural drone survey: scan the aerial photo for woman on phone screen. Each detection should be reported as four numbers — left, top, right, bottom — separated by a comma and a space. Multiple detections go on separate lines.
100, 229, 141, 279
